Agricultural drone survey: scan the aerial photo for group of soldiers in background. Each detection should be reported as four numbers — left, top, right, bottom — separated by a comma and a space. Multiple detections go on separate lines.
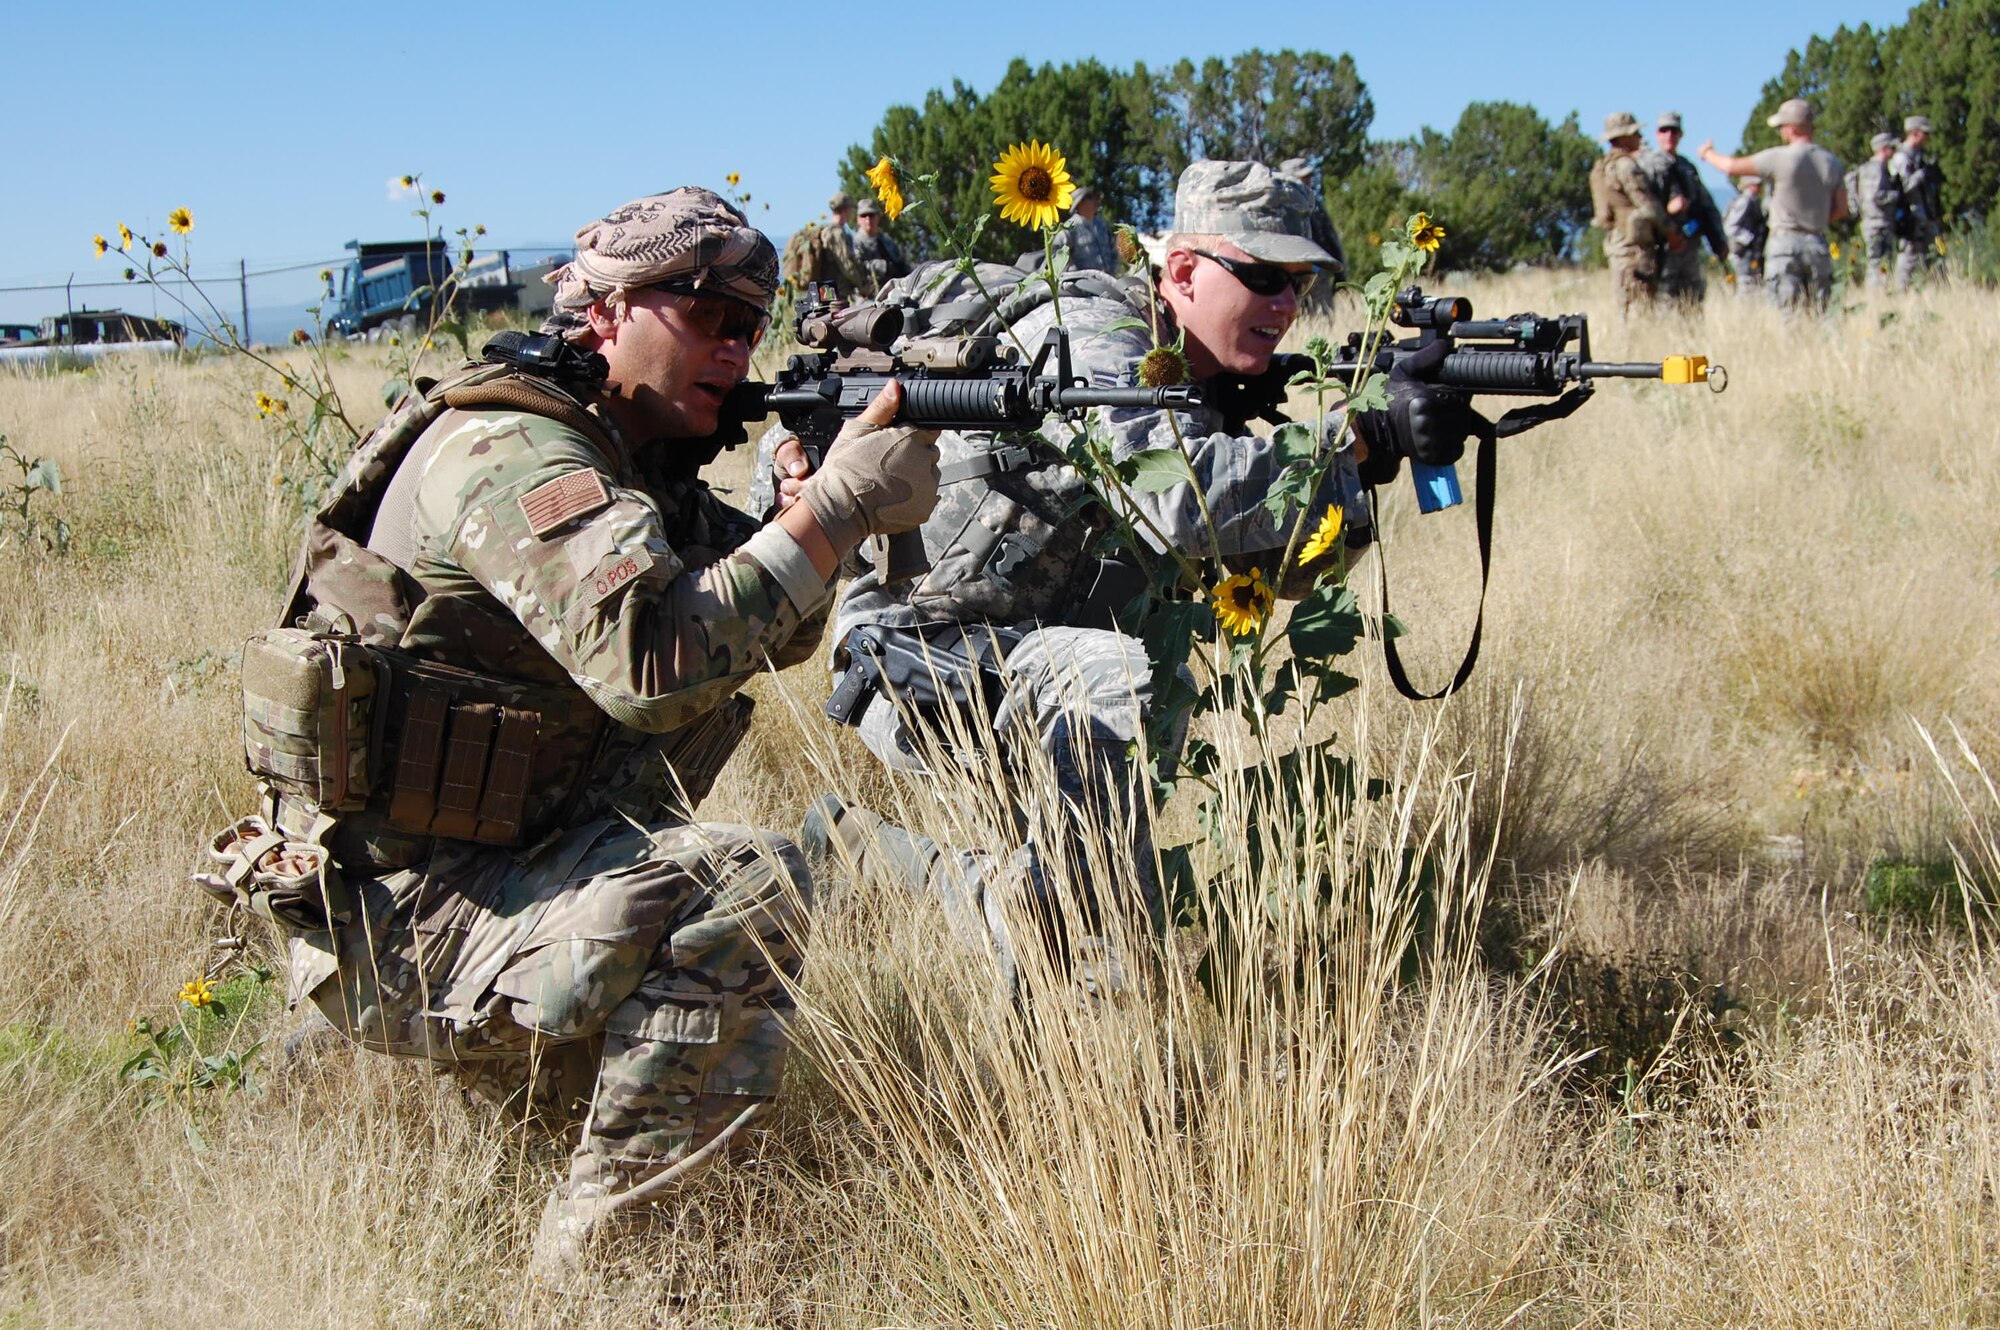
1594, 102, 1946, 317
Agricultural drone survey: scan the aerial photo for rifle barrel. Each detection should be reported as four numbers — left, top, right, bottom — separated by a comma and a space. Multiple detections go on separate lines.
1577, 361, 1664, 379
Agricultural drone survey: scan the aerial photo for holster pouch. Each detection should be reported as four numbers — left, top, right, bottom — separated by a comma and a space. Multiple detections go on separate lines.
192, 816, 344, 932
240, 628, 383, 812
241, 628, 605, 851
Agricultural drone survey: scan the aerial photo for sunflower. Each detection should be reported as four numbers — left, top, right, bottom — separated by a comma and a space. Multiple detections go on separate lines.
1114, 224, 1145, 268
167, 207, 192, 235
117, 221, 133, 251
290, 328, 311, 346
1138, 344, 1187, 387
151, 241, 168, 258
1830, 240, 1842, 261
1409, 212, 1445, 252
990, 140, 1074, 231
866, 156, 906, 220
179, 975, 215, 1008
1211, 569, 1274, 637
122, 268, 136, 281
255, 391, 288, 416
725, 172, 741, 187
399, 174, 415, 188
1298, 503, 1344, 564
430, 190, 445, 205
93, 234, 108, 259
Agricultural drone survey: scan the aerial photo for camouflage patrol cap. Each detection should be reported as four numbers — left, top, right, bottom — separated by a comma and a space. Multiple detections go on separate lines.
1657, 111, 1684, 131
829, 190, 855, 212
546, 187, 777, 323
1905, 115, 1933, 134
1767, 98, 1814, 128
1170, 160, 1337, 266
1872, 132, 1898, 152
1602, 111, 1643, 140
855, 197, 885, 218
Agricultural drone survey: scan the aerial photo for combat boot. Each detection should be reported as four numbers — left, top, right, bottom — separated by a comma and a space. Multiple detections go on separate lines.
799, 794, 941, 892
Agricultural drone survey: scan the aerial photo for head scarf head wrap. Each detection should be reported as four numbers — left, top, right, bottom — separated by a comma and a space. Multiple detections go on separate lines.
542, 188, 777, 335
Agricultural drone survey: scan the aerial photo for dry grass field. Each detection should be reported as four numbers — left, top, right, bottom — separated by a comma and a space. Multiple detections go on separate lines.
1, 268, 1997, 1327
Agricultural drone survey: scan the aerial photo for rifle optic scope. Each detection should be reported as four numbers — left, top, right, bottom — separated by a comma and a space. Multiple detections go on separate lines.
797, 303, 905, 354
1391, 288, 1471, 331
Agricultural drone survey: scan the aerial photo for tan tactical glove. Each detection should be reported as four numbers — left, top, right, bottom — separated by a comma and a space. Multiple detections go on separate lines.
798, 381, 941, 551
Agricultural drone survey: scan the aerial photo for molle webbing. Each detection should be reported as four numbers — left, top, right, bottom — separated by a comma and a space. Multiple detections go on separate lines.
441, 378, 614, 454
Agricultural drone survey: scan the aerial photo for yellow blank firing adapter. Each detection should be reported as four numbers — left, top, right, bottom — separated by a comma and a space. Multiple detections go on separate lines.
1662, 354, 1728, 392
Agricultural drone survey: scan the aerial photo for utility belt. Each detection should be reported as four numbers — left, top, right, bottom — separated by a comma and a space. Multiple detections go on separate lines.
239, 623, 606, 851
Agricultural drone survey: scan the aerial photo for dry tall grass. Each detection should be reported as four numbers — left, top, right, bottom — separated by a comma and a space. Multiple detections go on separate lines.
0, 274, 1995, 1327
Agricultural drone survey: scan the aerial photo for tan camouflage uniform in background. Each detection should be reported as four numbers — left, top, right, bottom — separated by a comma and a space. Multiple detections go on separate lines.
810, 190, 871, 300
221, 189, 840, 1277
1591, 112, 1670, 317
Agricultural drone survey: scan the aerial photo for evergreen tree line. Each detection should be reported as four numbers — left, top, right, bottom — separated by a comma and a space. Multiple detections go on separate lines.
836, 50, 1596, 277
1740, 0, 1999, 240
835, 3, 1995, 277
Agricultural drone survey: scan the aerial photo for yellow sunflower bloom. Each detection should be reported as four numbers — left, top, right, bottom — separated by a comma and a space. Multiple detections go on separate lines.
1211, 569, 1274, 637
1829, 240, 1842, 261
179, 975, 215, 1008
1298, 503, 1344, 564
1409, 212, 1445, 252
990, 140, 1075, 231
117, 221, 133, 251
167, 207, 192, 235
255, 392, 288, 417
866, 156, 906, 220
93, 234, 108, 259
726, 172, 741, 187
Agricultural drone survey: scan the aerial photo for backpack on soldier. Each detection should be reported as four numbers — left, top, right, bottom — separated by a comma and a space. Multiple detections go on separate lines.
867, 259, 1156, 629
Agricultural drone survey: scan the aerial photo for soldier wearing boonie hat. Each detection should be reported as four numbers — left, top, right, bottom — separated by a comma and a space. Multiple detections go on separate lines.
1847, 131, 1902, 287
809, 156, 1484, 1007
1891, 113, 1946, 288
1641, 110, 1727, 308
248, 184, 939, 1283
1591, 112, 1670, 316
1699, 99, 1847, 312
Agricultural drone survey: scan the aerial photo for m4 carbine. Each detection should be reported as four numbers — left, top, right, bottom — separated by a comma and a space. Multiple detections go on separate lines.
725, 282, 1204, 581
1329, 286, 1725, 511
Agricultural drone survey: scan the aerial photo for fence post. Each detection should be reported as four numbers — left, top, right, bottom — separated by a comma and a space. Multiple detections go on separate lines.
239, 258, 250, 345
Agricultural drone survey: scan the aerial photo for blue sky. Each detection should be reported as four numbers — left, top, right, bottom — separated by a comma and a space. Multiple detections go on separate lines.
1, 0, 1911, 327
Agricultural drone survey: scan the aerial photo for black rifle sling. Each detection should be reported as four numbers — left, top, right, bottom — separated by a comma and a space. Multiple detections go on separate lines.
1373, 386, 1593, 701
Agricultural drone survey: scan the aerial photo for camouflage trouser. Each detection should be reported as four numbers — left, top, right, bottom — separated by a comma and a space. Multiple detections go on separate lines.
1763, 233, 1833, 314
1660, 242, 1707, 307
1864, 227, 1896, 289
1729, 252, 1762, 292
1606, 241, 1660, 318
1896, 230, 1942, 291
848, 624, 1167, 989
289, 817, 808, 1210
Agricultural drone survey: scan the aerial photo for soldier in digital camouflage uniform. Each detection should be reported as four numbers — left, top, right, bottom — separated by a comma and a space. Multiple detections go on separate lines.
1591, 112, 1671, 318
231, 188, 938, 1279
1723, 176, 1767, 292
1700, 99, 1847, 315
771, 161, 1476, 999
1847, 132, 1899, 289
1639, 112, 1728, 308
1054, 184, 1120, 274
1276, 158, 1348, 317
1890, 115, 1946, 290
852, 197, 910, 296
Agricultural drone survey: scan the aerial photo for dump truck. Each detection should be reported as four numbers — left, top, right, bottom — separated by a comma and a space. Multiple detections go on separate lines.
324, 239, 520, 339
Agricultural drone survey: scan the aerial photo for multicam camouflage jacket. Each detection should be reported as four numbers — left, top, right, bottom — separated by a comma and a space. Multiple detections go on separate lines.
834, 266, 1364, 644
281, 363, 829, 867
1591, 150, 1671, 257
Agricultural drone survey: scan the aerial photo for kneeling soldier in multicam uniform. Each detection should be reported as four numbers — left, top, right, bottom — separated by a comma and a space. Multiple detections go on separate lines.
209, 188, 938, 1277
779, 161, 1482, 999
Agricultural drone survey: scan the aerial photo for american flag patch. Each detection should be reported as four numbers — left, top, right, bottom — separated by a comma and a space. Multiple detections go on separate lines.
518, 470, 611, 537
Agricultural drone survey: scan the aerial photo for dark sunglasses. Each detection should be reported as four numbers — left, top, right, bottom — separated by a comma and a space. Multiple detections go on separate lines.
655, 287, 770, 348
1191, 249, 1320, 299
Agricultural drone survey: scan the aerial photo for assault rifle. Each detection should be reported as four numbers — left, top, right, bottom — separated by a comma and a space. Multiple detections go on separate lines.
1331, 285, 1724, 512
1326, 286, 1727, 700
725, 282, 1204, 581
